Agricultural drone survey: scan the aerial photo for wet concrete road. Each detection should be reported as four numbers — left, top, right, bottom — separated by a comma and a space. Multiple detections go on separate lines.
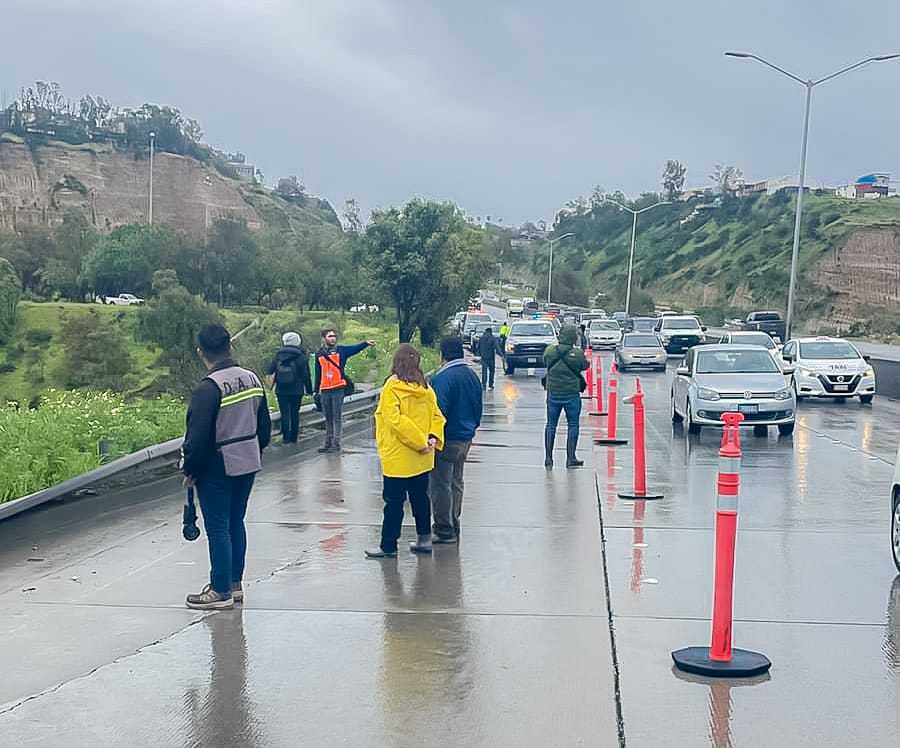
1, 355, 899, 746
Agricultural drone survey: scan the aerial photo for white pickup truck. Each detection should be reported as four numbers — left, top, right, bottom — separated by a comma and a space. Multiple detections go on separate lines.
98, 293, 145, 306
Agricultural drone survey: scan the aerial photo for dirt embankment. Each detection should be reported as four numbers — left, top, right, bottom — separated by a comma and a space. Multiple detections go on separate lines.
0, 140, 259, 239
811, 227, 900, 333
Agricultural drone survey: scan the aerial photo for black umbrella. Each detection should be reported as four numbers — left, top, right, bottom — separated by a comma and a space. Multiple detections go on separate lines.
182, 486, 201, 541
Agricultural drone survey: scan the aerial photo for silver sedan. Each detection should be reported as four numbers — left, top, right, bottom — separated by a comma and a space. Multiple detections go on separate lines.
615, 333, 667, 371
671, 344, 796, 436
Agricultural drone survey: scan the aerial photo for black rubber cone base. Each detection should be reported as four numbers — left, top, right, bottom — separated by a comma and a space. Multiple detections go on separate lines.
589, 410, 608, 416
672, 646, 771, 678
618, 491, 664, 501
594, 437, 628, 445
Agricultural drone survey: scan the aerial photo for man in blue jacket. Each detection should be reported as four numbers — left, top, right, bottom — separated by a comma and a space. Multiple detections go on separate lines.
429, 336, 483, 543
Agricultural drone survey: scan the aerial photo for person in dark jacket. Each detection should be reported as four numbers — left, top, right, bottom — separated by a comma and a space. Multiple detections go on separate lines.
266, 332, 312, 445
429, 336, 483, 543
182, 324, 272, 610
478, 327, 500, 390
543, 325, 589, 469
577, 324, 589, 351
314, 328, 376, 453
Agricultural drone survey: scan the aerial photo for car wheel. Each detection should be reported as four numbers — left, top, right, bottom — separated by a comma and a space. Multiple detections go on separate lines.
778, 422, 795, 436
686, 400, 701, 434
670, 390, 683, 423
891, 491, 900, 571
860, 394, 874, 405
892, 491, 900, 573
753, 424, 768, 437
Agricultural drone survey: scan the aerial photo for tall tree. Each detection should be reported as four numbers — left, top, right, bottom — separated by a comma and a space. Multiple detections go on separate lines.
0, 257, 21, 344
662, 160, 687, 200
364, 199, 488, 343
710, 164, 743, 194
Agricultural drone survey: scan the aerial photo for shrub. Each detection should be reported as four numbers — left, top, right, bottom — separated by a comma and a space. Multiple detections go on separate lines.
0, 362, 15, 374
60, 310, 136, 391
25, 329, 53, 346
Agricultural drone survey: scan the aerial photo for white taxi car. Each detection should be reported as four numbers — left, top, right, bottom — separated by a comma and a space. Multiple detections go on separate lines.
781, 337, 875, 404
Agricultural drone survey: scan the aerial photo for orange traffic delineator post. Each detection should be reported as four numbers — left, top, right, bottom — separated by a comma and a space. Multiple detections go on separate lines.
672, 412, 772, 678
582, 346, 594, 400
589, 355, 607, 416
618, 379, 663, 500
594, 361, 627, 445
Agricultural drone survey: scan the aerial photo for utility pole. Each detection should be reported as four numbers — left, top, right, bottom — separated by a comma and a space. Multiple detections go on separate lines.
148, 131, 156, 225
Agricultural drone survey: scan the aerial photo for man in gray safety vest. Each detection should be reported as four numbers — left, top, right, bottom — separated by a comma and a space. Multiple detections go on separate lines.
182, 324, 272, 610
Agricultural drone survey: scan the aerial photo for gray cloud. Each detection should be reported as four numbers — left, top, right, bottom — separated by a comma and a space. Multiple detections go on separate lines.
4, 1, 900, 224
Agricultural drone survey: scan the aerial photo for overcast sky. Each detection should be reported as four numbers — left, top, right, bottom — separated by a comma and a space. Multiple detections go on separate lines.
5, 1, 900, 224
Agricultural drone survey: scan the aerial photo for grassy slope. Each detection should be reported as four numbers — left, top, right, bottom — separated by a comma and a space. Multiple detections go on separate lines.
554, 193, 900, 323
0, 303, 433, 405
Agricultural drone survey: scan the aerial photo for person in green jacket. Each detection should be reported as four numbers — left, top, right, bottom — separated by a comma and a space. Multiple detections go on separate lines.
543, 325, 589, 468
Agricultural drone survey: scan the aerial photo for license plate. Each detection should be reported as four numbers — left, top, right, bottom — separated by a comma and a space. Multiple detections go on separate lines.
738, 404, 758, 414
833, 385, 848, 392
528, 357, 537, 364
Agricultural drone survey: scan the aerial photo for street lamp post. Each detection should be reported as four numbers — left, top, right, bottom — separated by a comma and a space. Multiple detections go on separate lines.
725, 51, 900, 339
148, 131, 156, 225
547, 232, 575, 304
602, 198, 670, 315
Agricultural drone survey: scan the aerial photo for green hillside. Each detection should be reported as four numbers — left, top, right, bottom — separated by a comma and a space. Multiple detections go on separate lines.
547, 191, 900, 329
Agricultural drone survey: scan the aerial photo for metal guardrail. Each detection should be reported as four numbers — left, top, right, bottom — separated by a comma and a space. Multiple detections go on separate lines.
0, 387, 381, 523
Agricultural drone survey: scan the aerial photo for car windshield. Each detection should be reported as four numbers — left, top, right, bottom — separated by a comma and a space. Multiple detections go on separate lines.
623, 335, 660, 348
631, 319, 656, 332
474, 323, 494, 332
662, 318, 701, 330
510, 323, 554, 337
696, 350, 779, 374
465, 315, 491, 327
590, 320, 620, 331
799, 341, 860, 360
732, 333, 775, 349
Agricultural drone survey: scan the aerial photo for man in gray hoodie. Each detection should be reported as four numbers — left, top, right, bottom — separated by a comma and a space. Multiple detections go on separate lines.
266, 332, 312, 444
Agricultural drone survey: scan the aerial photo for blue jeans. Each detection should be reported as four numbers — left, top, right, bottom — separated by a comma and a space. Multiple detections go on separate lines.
196, 464, 256, 595
481, 358, 495, 388
545, 394, 582, 463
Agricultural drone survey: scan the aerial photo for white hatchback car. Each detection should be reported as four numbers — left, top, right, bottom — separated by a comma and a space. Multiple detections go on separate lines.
588, 319, 623, 349
781, 337, 875, 404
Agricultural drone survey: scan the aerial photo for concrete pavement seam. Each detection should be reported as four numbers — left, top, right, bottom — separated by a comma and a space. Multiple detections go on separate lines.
594, 471, 627, 748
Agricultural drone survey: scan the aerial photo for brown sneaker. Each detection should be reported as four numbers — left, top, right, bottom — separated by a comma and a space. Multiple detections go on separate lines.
232, 582, 244, 603
186, 584, 233, 610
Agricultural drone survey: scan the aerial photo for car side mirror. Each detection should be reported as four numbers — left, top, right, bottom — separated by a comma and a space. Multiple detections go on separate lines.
863, 354, 871, 363
782, 365, 795, 376
782, 354, 792, 363
676, 366, 689, 376
701, 325, 708, 332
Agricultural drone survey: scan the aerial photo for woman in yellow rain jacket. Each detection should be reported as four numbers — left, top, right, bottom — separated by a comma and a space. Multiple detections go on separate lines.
366, 344, 446, 558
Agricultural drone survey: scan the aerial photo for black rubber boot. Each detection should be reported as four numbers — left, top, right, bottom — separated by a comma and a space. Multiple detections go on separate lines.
566, 435, 583, 468
544, 428, 555, 468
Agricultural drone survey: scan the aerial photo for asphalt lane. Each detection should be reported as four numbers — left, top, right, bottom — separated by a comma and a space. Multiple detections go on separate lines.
589, 350, 900, 746
0, 363, 620, 746
1, 351, 898, 746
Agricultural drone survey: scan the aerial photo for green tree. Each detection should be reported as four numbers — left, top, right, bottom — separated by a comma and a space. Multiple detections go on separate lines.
662, 160, 687, 200
60, 310, 136, 391
82, 224, 183, 298
202, 219, 260, 306
535, 268, 589, 307
138, 281, 223, 394
364, 199, 488, 343
0, 258, 21, 344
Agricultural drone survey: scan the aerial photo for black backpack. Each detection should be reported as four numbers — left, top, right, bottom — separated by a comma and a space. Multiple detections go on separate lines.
275, 356, 298, 387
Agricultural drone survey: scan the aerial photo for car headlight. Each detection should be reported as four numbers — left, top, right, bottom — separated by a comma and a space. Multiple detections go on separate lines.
864, 367, 875, 378
697, 387, 721, 401
797, 366, 816, 377
506, 343, 515, 353
774, 388, 792, 401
